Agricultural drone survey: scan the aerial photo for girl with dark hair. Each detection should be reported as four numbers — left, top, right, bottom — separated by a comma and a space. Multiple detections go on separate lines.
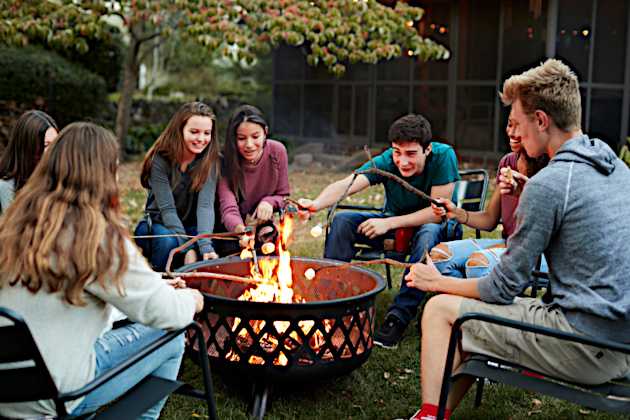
216, 104, 290, 253
134, 102, 221, 270
0, 122, 203, 419
0, 110, 58, 213
428, 118, 550, 278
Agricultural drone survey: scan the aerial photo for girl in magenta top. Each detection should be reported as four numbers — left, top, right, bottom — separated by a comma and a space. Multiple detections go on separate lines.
427, 118, 549, 278
217, 105, 290, 242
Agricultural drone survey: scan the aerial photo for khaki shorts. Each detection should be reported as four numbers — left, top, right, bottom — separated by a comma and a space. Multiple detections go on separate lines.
459, 297, 630, 385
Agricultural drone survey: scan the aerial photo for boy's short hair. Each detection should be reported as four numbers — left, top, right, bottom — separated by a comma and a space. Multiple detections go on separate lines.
500, 58, 581, 131
387, 114, 432, 148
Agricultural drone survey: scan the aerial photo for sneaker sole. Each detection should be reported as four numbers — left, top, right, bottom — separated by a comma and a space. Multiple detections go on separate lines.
373, 339, 399, 350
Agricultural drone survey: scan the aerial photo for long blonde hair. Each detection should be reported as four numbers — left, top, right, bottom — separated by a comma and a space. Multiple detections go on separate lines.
0, 122, 128, 305
141, 102, 220, 191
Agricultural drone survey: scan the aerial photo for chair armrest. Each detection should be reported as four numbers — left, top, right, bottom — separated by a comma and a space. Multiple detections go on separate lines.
437, 311, 630, 420
453, 312, 630, 355
58, 323, 195, 403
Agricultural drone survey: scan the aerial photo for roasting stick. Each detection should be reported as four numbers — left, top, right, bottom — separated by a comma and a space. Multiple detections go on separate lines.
160, 271, 265, 285
309, 252, 430, 280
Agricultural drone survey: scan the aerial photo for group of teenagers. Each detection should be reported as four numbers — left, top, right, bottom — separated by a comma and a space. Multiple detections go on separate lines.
0, 58, 629, 420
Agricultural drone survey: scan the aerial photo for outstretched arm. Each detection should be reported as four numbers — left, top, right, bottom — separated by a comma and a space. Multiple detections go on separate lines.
433, 187, 502, 232
298, 173, 371, 213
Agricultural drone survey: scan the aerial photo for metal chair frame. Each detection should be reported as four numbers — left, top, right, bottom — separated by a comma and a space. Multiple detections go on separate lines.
0, 306, 217, 420
437, 312, 630, 420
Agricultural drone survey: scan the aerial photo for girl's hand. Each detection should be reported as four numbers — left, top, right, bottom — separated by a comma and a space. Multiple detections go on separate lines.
166, 277, 186, 289
431, 198, 456, 219
405, 255, 443, 292
254, 201, 274, 221
498, 167, 529, 196
190, 289, 204, 313
184, 249, 197, 265
203, 252, 219, 260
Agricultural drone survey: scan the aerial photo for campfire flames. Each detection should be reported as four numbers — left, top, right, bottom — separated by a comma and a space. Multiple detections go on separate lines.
228, 216, 333, 366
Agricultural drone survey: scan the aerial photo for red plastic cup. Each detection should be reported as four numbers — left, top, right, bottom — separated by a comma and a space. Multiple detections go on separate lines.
394, 227, 415, 254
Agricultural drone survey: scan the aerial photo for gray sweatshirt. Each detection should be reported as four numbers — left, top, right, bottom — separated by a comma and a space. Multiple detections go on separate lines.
0, 239, 197, 417
479, 135, 630, 343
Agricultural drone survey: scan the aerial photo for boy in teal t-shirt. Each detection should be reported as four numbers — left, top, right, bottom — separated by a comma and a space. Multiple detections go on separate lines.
298, 114, 460, 349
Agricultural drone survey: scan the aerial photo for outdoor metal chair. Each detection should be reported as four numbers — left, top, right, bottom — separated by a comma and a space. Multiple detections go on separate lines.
324, 169, 489, 288
0, 306, 218, 420
436, 312, 630, 420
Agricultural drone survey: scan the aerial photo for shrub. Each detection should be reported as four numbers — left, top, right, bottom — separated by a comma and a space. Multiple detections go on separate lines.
0, 46, 107, 126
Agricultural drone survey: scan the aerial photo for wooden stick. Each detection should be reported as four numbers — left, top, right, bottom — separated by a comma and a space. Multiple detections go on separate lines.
314, 253, 429, 276
161, 271, 267, 285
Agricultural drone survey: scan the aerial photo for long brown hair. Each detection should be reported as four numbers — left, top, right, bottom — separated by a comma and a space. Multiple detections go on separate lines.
223, 104, 269, 200
0, 110, 58, 190
140, 102, 219, 191
0, 122, 128, 306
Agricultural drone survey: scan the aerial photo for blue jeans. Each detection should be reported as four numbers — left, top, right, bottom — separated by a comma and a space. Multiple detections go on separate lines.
432, 238, 548, 278
70, 324, 185, 420
324, 211, 458, 326
134, 221, 197, 271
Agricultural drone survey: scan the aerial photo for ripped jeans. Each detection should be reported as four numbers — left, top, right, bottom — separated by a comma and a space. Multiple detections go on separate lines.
70, 323, 185, 419
430, 238, 548, 278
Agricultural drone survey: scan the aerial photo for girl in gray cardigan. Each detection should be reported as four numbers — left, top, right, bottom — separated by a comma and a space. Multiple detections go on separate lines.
0, 110, 58, 214
0, 122, 203, 419
134, 102, 221, 271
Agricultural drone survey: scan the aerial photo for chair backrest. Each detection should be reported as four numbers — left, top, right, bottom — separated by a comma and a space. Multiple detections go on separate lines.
454, 169, 489, 213
0, 307, 60, 406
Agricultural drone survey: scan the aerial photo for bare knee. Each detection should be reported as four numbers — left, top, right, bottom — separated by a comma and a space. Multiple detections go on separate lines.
429, 243, 452, 262
466, 251, 489, 268
422, 294, 463, 329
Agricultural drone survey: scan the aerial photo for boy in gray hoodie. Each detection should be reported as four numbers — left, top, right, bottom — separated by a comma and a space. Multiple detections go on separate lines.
403, 58, 630, 420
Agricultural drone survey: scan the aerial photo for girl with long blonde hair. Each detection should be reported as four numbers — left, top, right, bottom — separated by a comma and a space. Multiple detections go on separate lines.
135, 101, 220, 270
0, 122, 203, 419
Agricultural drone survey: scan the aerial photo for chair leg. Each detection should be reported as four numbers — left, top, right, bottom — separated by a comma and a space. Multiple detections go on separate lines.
190, 323, 218, 420
474, 377, 484, 407
386, 265, 392, 289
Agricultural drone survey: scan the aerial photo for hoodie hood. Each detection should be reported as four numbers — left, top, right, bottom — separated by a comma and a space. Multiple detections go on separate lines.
552, 134, 617, 175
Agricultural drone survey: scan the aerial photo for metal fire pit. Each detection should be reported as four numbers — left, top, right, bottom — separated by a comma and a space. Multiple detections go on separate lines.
179, 256, 385, 419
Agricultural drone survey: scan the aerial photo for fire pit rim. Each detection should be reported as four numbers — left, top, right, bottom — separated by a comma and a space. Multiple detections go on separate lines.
177, 256, 386, 308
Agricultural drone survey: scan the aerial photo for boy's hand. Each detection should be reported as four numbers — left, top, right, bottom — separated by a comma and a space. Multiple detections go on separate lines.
296, 198, 317, 220
405, 255, 442, 292
357, 218, 391, 239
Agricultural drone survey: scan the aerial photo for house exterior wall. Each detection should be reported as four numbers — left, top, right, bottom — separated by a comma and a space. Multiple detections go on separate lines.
272, 0, 630, 155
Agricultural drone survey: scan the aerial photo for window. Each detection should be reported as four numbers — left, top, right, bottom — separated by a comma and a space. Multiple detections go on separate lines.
274, 46, 304, 81
556, 0, 593, 81
502, 0, 548, 79
273, 85, 301, 135
593, 0, 628, 84
412, 86, 448, 139
589, 89, 622, 148
415, 0, 451, 81
375, 86, 409, 143
455, 87, 496, 150
304, 85, 334, 138
377, 57, 411, 81
457, 0, 500, 80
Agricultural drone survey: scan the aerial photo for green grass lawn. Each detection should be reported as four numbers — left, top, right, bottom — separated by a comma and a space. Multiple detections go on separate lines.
119, 162, 627, 420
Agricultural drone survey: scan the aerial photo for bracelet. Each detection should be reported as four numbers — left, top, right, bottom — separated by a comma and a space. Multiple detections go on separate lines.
462, 209, 469, 225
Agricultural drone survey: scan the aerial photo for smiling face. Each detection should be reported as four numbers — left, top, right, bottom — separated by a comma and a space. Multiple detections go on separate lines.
236, 121, 266, 163
392, 141, 431, 177
43, 127, 58, 151
508, 99, 547, 158
182, 115, 213, 158
506, 117, 523, 154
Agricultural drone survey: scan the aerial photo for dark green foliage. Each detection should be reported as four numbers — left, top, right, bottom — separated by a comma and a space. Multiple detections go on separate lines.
126, 122, 167, 155
0, 46, 107, 126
